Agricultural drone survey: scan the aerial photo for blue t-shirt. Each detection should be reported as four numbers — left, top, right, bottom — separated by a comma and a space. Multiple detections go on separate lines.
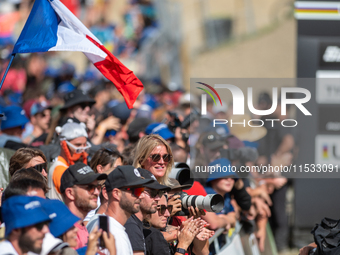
204, 186, 234, 214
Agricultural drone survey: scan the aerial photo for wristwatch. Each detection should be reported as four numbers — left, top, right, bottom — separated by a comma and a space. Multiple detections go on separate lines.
176, 248, 186, 254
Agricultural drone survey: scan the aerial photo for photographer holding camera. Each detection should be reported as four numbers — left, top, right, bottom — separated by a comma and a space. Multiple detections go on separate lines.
166, 179, 214, 255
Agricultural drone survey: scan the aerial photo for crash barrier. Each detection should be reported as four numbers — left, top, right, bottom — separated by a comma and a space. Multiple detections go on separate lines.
209, 222, 278, 255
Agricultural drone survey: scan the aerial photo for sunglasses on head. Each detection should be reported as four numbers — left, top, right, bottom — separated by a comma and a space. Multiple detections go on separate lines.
77, 183, 102, 193
34, 221, 50, 231
121, 187, 145, 197
32, 162, 47, 173
100, 148, 116, 156
144, 189, 166, 199
157, 205, 173, 215
149, 154, 172, 163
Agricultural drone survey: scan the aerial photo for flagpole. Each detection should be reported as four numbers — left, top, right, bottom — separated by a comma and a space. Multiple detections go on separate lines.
0, 53, 16, 91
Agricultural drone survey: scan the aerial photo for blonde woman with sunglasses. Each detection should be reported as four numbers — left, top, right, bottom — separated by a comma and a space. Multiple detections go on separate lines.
133, 134, 174, 186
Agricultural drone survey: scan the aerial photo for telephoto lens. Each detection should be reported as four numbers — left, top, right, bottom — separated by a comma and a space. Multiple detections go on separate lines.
180, 193, 224, 213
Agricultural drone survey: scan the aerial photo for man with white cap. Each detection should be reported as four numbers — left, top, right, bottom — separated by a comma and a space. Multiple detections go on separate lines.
47, 121, 91, 200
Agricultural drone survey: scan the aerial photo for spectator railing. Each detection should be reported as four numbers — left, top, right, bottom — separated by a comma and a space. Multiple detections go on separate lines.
209, 221, 261, 255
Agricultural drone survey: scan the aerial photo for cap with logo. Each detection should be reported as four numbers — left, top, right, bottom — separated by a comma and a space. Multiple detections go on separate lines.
1, 105, 29, 131
60, 89, 95, 111
37, 198, 80, 238
60, 163, 107, 194
105, 165, 154, 192
145, 123, 174, 140
2, 195, 51, 236
206, 158, 239, 183
201, 131, 224, 150
138, 168, 171, 191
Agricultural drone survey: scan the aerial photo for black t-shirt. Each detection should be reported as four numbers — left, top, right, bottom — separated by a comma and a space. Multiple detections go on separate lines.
143, 225, 171, 255
125, 214, 146, 253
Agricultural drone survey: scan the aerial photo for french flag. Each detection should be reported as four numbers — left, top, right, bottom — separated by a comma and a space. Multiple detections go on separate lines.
12, 0, 143, 109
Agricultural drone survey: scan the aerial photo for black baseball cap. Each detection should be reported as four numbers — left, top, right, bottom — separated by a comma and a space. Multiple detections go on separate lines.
60, 163, 107, 193
105, 165, 153, 192
201, 131, 224, 150
138, 168, 171, 192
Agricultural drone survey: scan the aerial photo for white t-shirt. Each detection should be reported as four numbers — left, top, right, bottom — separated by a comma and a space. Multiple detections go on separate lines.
0, 240, 19, 255
87, 214, 133, 255
83, 197, 101, 222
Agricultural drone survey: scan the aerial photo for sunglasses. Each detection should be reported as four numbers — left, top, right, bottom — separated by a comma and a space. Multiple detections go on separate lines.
144, 189, 166, 199
38, 112, 50, 118
66, 140, 91, 154
33, 162, 47, 173
157, 205, 173, 215
121, 187, 145, 197
79, 103, 90, 110
149, 154, 172, 163
77, 183, 102, 193
34, 221, 50, 231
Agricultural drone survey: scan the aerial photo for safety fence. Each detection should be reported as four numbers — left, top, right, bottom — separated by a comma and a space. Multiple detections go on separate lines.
209, 222, 278, 255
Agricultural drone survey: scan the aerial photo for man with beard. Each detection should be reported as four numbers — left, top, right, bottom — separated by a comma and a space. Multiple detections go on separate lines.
0, 195, 50, 255
60, 162, 107, 249
87, 166, 153, 255
125, 168, 170, 255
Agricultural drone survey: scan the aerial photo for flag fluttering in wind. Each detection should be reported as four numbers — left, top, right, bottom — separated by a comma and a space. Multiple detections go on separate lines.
11, 0, 143, 108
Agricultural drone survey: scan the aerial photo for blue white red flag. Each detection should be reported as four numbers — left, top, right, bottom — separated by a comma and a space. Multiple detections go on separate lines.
13, 0, 143, 108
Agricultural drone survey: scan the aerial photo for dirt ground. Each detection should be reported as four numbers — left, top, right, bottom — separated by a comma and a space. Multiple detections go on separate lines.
190, 18, 296, 79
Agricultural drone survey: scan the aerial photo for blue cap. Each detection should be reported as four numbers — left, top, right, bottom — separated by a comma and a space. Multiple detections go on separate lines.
145, 123, 174, 140
2, 196, 51, 236
206, 158, 238, 183
57, 81, 76, 95
30, 101, 51, 117
38, 198, 80, 238
1, 105, 29, 130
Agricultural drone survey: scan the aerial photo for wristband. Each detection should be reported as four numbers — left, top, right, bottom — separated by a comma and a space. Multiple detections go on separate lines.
176, 248, 186, 254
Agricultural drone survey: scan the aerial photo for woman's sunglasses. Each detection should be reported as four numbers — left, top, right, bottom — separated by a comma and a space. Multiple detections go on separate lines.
157, 205, 173, 215
33, 162, 47, 173
149, 154, 172, 163
121, 187, 145, 197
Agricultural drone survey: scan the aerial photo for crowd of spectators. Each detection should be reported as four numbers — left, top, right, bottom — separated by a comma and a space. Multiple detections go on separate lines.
0, 0, 298, 255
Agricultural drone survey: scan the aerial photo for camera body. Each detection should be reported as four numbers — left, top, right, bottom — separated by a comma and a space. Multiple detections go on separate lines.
169, 162, 194, 188
174, 191, 224, 216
